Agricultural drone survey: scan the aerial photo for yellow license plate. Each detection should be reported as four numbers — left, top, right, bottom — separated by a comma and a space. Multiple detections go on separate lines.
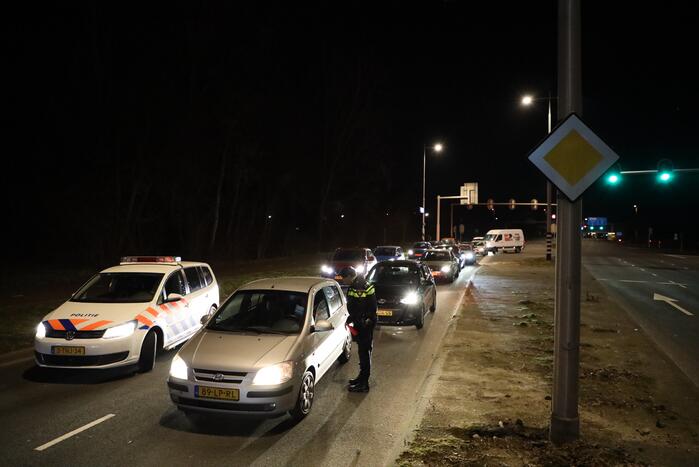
195, 386, 240, 401
52, 346, 85, 356
377, 309, 393, 317
431, 271, 441, 276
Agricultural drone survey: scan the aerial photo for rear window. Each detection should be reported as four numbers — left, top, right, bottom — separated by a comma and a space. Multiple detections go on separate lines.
374, 247, 396, 256
367, 264, 420, 286
413, 242, 431, 249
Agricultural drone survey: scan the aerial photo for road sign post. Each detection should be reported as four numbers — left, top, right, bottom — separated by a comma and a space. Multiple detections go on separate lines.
527, 0, 619, 445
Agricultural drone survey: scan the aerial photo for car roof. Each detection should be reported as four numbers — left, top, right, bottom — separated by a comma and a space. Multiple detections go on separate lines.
375, 259, 419, 266
101, 261, 210, 274
374, 245, 401, 249
237, 276, 332, 293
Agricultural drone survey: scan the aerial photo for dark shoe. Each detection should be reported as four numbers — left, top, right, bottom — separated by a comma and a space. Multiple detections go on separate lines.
348, 376, 361, 385
348, 381, 370, 392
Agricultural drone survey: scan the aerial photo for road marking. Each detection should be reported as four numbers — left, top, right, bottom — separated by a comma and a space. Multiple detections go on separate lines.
659, 281, 688, 289
639, 268, 646, 272
34, 414, 116, 451
665, 254, 687, 259
651, 273, 658, 277
653, 293, 693, 316
620, 280, 647, 283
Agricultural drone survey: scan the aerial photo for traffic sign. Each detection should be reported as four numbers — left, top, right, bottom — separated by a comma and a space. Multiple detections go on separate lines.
528, 113, 619, 201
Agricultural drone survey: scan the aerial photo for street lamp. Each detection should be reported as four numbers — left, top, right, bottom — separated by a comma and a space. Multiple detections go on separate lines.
422, 142, 443, 241
522, 92, 556, 260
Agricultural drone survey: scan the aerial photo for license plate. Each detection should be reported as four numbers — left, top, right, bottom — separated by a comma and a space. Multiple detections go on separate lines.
431, 271, 441, 276
52, 346, 85, 356
334, 275, 343, 280
377, 309, 393, 317
195, 385, 239, 401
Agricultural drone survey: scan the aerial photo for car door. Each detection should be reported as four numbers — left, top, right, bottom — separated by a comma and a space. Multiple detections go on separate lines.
310, 288, 334, 379
323, 284, 348, 359
421, 265, 436, 310
159, 270, 189, 345
183, 266, 207, 332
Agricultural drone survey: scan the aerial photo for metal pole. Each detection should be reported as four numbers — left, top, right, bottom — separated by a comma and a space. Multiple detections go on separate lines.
422, 145, 426, 241
450, 203, 454, 239
546, 96, 553, 261
550, 0, 582, 444
436, 196, 441, 241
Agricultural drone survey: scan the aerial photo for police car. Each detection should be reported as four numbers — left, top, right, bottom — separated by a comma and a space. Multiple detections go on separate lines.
34, 256, 219, 372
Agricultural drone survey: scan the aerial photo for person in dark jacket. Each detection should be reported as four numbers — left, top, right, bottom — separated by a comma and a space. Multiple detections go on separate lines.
345, 271, 377, 392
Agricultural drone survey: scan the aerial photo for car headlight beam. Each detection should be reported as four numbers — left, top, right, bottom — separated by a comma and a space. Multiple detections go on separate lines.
169, 355, 189, 380
354, 265, 365, 274
321, 265, 334, 275
407, 249, 414, 256
400, 291, 420, 305
103, 320, 137, 339
440, 265, 451, 273
36, 322, 46, 338
252, 361, 294, 385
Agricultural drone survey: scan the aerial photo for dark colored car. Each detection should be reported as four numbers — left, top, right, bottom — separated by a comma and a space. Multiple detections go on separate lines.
366, 261, 436, 329
407, 241, 432, 260
373, 245, 405, 262
320, 248, 377, 280
421, 249, 460, 282
456, 244, 477, 266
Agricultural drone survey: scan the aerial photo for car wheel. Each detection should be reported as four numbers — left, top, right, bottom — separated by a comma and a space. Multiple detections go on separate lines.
289, 370, 315, 422
515, 246, 522, 253
430, 291, 436, 312
338, 335, 352, 364
415, 304, 425, 329
137, 330, 157, 373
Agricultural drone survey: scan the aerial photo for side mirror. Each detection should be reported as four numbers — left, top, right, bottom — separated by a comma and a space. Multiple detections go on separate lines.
313, 319, 334, 332
166, 293, 183, 303
200, 314, 210, 325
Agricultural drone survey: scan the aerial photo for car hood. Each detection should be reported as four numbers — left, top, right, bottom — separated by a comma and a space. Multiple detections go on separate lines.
41, 300, 150, 331
183, 330, 297, 372
373, 284, 416, 305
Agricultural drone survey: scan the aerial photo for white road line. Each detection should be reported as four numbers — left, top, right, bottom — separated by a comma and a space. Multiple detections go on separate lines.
659, 281, 688, 289
34, 414, 115, 451
651, 273, 658, 277
665, 254, 687, 259
620, 280, 647, 283
639, 268, 646, 272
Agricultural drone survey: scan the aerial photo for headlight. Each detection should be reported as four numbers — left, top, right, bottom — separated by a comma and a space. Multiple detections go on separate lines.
36, 322, 46, 338
408, 249, 414, 255
389, 258, 395, 261
465, 252, 474, 260
354, 265, 365, 274
321, 265, 334, 274
400, 291, 420, 305
169, 355, 188, 380
440, 265, 451, 273
103, 320, 136, 339
252, 361, 294, 385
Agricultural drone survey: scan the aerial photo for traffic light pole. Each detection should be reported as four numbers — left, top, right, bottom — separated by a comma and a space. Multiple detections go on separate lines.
550, 0, 582, 444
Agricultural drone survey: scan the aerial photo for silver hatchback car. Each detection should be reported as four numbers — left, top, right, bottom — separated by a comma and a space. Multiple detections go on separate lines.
167, 277, 352, 421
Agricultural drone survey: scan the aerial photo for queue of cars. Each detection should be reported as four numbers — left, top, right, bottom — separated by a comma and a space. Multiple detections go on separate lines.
31, 233, 506, 422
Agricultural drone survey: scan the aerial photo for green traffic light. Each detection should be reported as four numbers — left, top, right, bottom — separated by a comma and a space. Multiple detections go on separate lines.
607, 174, 619, 184
658, 172, 672, 182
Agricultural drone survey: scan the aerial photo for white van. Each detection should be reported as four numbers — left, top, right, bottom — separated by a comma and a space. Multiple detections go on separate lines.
484, 229, 525, 253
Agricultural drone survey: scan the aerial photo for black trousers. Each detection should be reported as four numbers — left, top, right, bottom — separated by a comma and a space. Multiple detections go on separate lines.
356, 326, 374, 382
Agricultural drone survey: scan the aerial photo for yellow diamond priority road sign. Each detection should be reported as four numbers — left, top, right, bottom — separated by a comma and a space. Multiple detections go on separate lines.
528, 113, 619, 201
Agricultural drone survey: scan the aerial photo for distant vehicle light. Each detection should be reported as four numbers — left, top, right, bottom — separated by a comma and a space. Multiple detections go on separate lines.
321, 265, 334, 275
354, 265, 365, 274
440, 265, 450, 273
408, 249, 414, 256
465, 252, 474, 260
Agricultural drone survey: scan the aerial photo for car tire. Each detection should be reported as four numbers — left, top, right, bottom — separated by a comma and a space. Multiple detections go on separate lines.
289, 370, 315, 423
338, 335, 352, 364
515, 246, 522, 253
137, 330, 157, 373
415, 304, 425, 329
430, 291, 436, 312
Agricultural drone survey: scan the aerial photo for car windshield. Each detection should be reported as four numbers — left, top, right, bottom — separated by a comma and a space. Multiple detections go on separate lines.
71, 273, 163, 303
484, 234, 496, 241
413, 242, 430, 249
333, 249, 364, 261
424, 251, 451, 261
207, 290, 307, 334
367, 265, 420, 286
374, 247, 396, 256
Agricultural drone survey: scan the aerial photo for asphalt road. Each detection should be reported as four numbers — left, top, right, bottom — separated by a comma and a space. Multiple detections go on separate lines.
583, 240, 699, 387
0, 266, 477, 467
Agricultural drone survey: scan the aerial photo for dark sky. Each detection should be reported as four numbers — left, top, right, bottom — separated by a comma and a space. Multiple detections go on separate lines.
5, 1, 698, 262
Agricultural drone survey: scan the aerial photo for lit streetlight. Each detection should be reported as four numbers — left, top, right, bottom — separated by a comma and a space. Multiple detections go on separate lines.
521, 92, 556, 261
422, 142, 443, 241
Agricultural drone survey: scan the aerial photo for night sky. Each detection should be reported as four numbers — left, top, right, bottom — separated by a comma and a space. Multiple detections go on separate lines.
6, 1, 698, 264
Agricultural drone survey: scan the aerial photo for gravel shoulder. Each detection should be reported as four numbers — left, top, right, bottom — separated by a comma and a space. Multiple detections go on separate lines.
398, 242, 699, 466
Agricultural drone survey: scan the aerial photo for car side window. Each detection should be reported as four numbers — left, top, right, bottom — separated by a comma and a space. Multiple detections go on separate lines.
184, 267, 202, 293
322, 285, 343, 315
313, 291, 330, 322
161, 271, 186, 302
199, 266, 213, 286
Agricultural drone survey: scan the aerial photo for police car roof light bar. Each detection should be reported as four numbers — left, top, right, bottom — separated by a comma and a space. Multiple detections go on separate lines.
120, 256, 182, 264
